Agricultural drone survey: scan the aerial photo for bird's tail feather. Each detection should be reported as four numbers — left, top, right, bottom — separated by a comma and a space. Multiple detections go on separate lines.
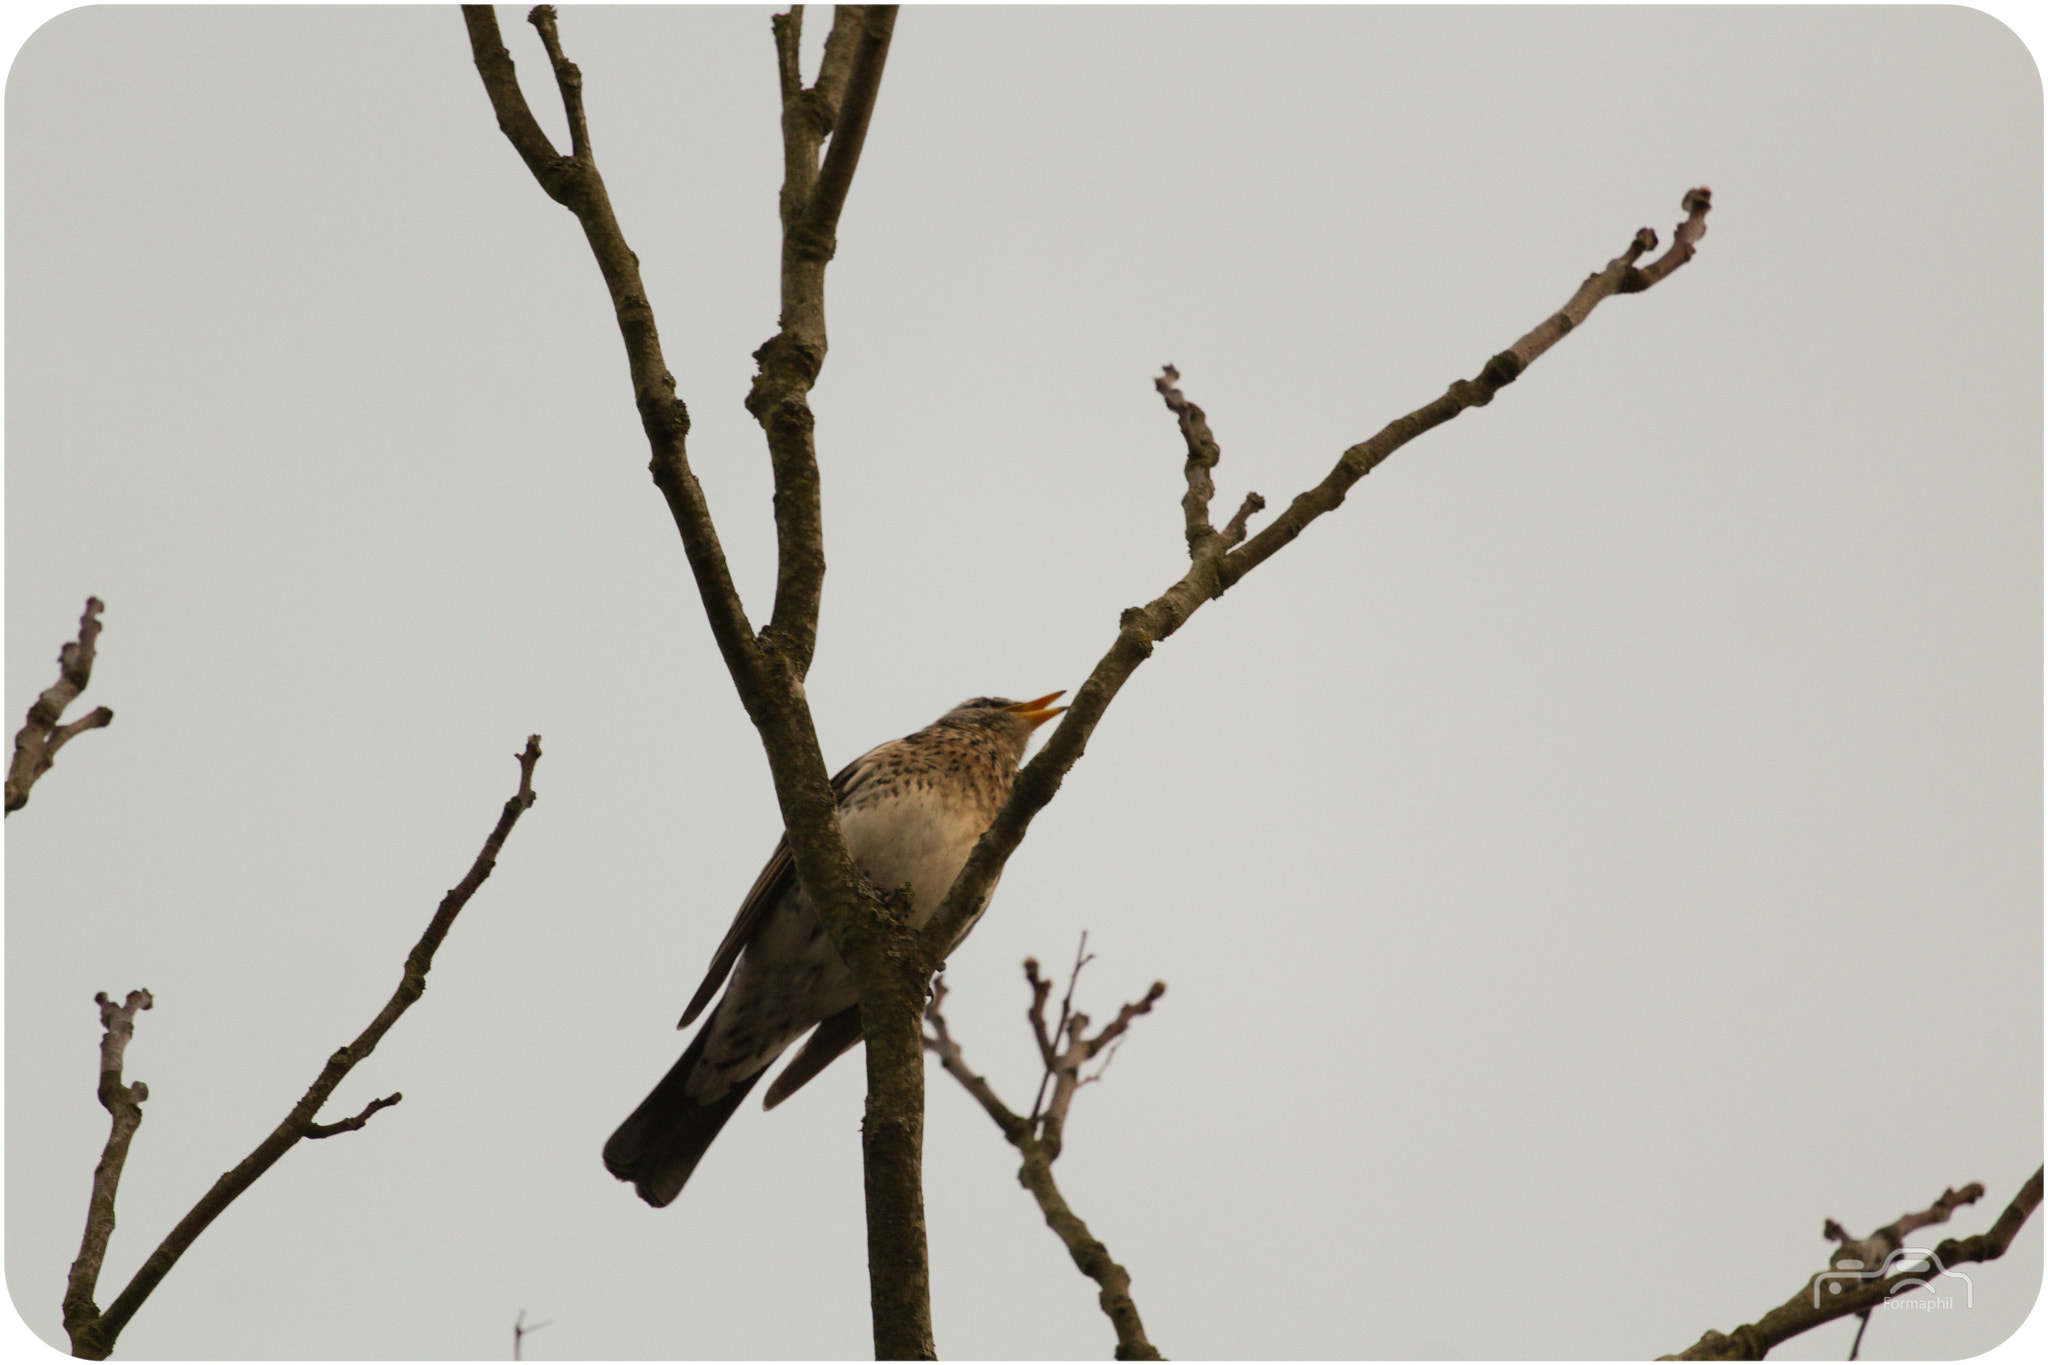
603, 1024, 764, 1208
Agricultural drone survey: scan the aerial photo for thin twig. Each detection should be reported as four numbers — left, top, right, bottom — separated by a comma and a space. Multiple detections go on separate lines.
1024, 958, 1057, 1121
8, 596, 115, 815
923, 979, 1029, 1143
1846, 1308, 1871, 1360
60, 739, 543, 1360
1824, 1183, 1986, 1262
1217, 491, 1267, 549
1055, 933, 1095, 1051
528, 6, 590, 161
1155, 365, 1237, 557
303, 1092, 404, 1139
1082, 981, 1167, 1061
1663, 1167, 2043, 1360
513, 1307, 552, 1361
924, 950, 1166, 1360
925, 187, 1714, 962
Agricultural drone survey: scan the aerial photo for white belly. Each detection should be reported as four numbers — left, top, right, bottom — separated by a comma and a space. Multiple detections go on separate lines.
839, 781, 988, 926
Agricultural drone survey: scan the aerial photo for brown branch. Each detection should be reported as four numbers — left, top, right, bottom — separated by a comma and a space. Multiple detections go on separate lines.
1038, 955, 1165, 1158
62, 990, 152, 1356
922, 979, 1029, 1143
1217, 491, 1267, 549
61, 738, 543, 1360
749, 5, 899, 677
924, 958, 1165, 1361
8, 596, 115, 815
1663, 1166, 2043, 1361
463, 10, 933, 1355
462, 3, 870, 961
809, 6, 897, 251
1155, 365, 1237, 557
1824, 1182, 1985, 1269
1083, 980, 1166, 1061
1845, 1307, 1873, 1361
1023, 956, 1058, 1120
1624, 186, 1712, 292
809, 5, 867, 125
923, 186, 1713, 960
528, 4, 589, 161
1054, 934, 1093, 1051
1823, 1181, 1987, 1361
303, 1092, 404, 1139
462, 5, 761, 702
1014, 1147, 1161, 1363
750, 14, 940, 1355
513, 1308, 552, 1362
461, 6, 569, 194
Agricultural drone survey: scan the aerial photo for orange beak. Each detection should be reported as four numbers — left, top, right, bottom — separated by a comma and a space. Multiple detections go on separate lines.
1003, 691, 1068, 730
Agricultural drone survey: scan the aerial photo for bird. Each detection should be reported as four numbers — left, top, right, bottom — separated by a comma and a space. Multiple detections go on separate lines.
603, 692, 1068, 1208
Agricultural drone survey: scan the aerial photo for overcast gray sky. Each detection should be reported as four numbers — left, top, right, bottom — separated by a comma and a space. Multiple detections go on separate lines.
6, 5, 2042, 1360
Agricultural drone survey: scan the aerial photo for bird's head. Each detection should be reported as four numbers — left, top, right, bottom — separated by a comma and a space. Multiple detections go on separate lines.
938, 692, 1068, 754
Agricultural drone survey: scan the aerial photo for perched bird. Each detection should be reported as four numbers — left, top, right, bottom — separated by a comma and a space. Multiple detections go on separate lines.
604, 692, 1068, 1207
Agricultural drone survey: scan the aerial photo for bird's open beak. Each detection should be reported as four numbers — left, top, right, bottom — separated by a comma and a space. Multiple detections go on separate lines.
1004, 691, 1068, 730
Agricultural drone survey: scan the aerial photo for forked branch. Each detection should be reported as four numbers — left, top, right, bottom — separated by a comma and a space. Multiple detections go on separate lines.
1663, 1166, 2043, 1360
751, 5, 898, 674
926, 946, 1167, 1360
8, 596, 115, 815
61, 738, 543, 1359
462, 5, 760, 699
463, 9, 931, 1355
924, 188, 1714, 960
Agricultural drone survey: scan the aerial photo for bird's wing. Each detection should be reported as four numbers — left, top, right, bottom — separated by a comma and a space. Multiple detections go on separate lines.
760, 1004, 864, 1109
675, 740, 897, 1028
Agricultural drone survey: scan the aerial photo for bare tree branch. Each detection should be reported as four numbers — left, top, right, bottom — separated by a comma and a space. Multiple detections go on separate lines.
924, 187, 1714, 961
1824, 1182, 1986, 1270
462, 10, 936, 1354
808, 7, 895, 248
513, 1308, 552, 1361
8, 596, 115, 815
462, 3, 876, 975
1217, 490, 1267, 550
61, 990, 152, 1355
1663, 1166, 2043, 1361
61, 737, 543, 1360
925, 951, 1167, 1360
303, 1092, 404, 1139
465, 17, 1713, 1358
527, 4, 589, 162
922, 979, 1029, 1144
1024, 956, 1058, 1120
1155, 365, 1237, 557
462, 6, 763, 702
751, 4, 898, 676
